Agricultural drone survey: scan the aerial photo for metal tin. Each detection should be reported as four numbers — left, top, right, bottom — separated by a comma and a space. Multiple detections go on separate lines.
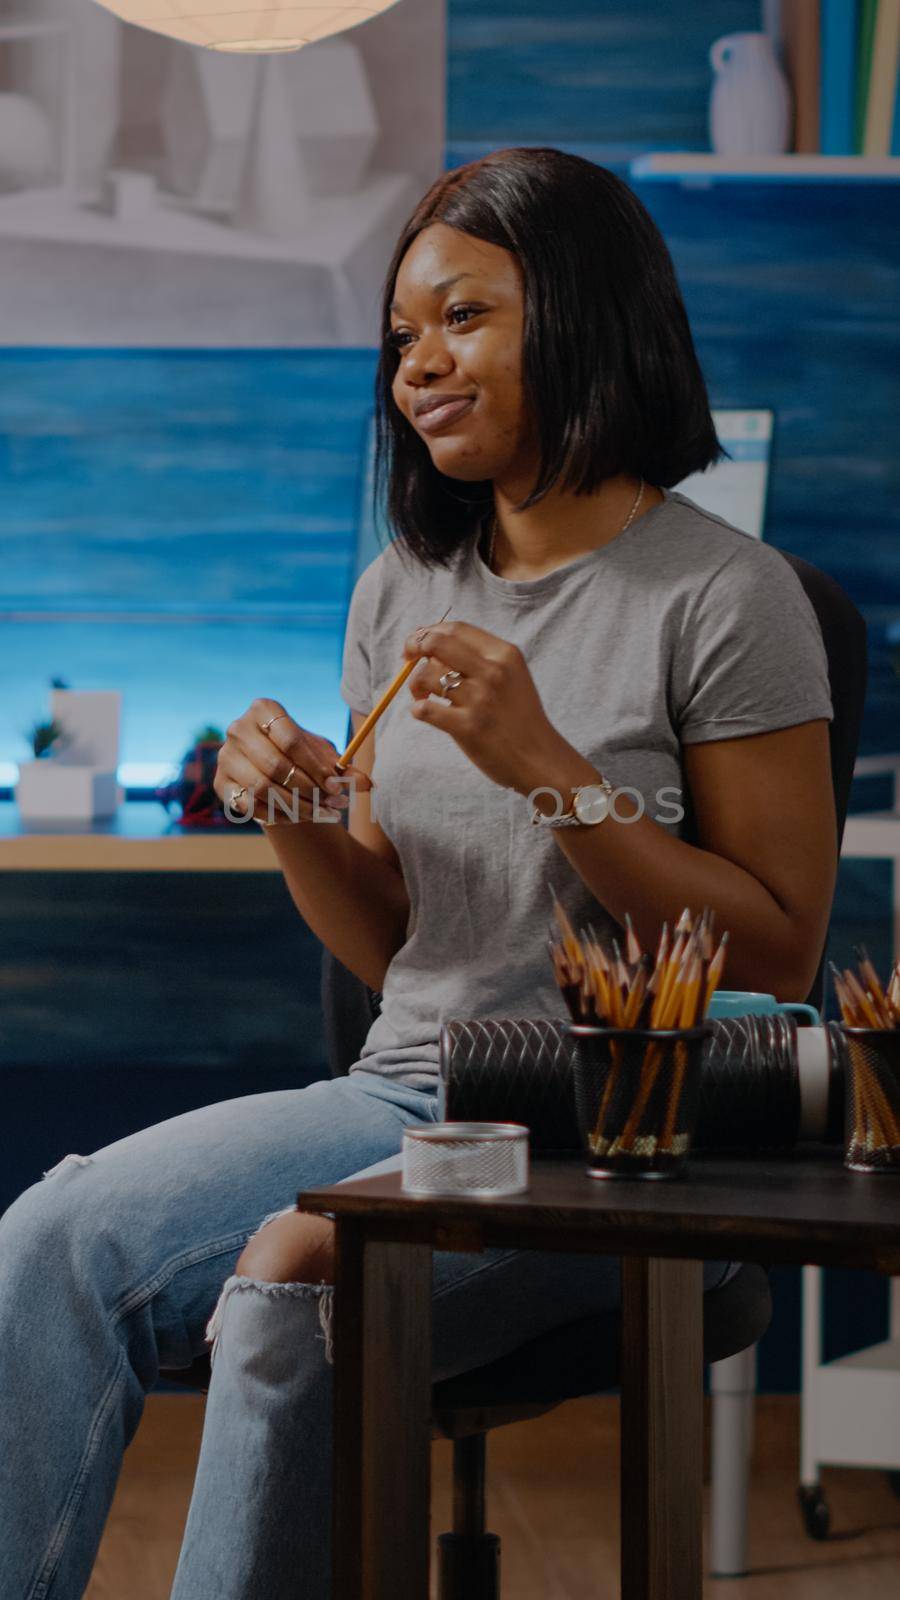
402, 1122, 530, 1198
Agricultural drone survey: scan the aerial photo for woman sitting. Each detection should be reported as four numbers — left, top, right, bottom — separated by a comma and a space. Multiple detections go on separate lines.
0, 146, 835, 1600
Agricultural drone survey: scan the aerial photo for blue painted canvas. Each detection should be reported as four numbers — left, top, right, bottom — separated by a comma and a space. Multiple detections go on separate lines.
0, 351, 376, 783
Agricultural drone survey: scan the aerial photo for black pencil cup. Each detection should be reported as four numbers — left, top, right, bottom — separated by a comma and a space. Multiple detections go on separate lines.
565, 1023, 713, 1180
839, 1026, 900, 1173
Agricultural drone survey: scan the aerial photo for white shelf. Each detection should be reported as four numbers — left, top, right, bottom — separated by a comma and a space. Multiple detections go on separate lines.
827, 1337, 900, 1375
842, 808, 900, 971
842, 812, 900, 857
806, 1337, 900, 1472
630, 153, 900, 185
854, 754, 900, 779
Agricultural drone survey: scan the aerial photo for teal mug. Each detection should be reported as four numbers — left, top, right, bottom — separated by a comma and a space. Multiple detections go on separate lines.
708, 989, 820, 1025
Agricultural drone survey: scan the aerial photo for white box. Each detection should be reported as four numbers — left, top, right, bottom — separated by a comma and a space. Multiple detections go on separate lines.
50, 689, 121, 767
15, 763, 120, 821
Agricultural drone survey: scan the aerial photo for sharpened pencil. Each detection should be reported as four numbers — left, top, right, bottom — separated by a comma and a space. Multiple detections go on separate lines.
335, 605, 452, 770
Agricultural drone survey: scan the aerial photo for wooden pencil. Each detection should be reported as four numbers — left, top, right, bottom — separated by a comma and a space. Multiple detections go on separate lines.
831, 956, 898, 1158
335, 604, 452, 770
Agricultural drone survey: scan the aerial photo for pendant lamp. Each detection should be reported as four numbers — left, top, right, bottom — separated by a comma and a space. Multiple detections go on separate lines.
91, 3, 403, 55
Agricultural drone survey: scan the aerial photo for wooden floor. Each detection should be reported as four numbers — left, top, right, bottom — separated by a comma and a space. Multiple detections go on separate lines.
85, 1395, 900, 1599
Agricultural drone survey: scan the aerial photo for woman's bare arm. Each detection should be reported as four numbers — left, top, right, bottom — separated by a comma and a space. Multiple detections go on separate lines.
263, 711, 410, 992
526, 719, 837, 1000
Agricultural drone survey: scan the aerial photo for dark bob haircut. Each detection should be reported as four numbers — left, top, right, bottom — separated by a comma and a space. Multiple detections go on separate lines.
373, 145, 722, 569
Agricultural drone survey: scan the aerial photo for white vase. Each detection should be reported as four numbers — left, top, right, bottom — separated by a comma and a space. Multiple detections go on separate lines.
709, 31, 791, 157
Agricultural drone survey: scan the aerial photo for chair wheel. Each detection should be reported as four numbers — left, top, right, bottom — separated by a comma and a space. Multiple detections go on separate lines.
437, 1532, 500, 1599
798, 1483, 830, 1541
887, 1470, 900, 1499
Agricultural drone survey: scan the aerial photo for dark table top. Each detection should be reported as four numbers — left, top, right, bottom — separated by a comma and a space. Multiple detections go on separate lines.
297, 1150, 900, 1274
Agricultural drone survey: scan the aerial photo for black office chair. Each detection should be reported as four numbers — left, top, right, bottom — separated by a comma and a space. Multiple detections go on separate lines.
774, 550, 868, 1014
169, 546, 866, 1598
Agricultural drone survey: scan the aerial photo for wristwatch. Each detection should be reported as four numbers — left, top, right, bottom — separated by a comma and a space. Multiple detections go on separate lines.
530, 778, 614, 829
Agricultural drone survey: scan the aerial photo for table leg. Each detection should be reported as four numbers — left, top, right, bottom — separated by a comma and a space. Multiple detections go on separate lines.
332, 1218, 433, 1600
619, 1256, 704, 1600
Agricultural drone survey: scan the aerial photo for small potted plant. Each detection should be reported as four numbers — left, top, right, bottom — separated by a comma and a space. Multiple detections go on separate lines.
26, 716, 68, 760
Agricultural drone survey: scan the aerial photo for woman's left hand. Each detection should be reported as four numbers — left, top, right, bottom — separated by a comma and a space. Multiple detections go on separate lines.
401, 619, 567, 796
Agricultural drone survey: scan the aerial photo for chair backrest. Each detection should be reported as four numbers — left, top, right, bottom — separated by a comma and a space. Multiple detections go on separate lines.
320, 550, 867, 1071
773, 549, 867, 1012
320, 935, 382, 1080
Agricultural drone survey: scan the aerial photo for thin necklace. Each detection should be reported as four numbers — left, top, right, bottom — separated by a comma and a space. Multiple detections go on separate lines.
484, 477, 646, 575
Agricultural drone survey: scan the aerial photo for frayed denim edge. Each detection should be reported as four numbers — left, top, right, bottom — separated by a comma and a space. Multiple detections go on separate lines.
206, 1202, 335, 1368
205, 1275, 335, 1368
41, 1153, 94, 1179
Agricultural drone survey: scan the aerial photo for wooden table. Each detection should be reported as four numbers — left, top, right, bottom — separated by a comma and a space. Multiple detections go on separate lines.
297, 1153, 900, 1600
0, 801, 274, 871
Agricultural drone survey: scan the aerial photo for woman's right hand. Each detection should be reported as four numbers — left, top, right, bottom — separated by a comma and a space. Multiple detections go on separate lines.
214, 698, 374, 828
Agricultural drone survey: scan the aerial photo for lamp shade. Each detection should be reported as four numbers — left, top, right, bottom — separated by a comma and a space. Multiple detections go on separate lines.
92, 2, 403, 54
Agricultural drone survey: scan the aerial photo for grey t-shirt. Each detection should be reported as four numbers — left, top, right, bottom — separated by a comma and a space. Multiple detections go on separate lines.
338, 488, 833, 1090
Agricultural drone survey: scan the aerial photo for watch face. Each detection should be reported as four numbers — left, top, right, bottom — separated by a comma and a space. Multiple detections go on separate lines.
574, 784, 611, 825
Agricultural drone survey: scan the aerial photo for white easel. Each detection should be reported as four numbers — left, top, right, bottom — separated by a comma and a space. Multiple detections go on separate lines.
798, 753, 900, 1536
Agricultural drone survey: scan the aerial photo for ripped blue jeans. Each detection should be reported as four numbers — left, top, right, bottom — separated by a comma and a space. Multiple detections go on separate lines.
0, 1068, 734, 1599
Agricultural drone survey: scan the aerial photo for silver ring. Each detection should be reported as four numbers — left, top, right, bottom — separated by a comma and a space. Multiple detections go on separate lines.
281, 764, 297, 787
231, 786, 248, 810
438, 670, 463, 694
260, 713, 289, 734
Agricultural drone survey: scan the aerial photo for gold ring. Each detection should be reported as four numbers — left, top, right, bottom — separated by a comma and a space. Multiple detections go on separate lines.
261, 713, 289, 734
282, 764, 297, 787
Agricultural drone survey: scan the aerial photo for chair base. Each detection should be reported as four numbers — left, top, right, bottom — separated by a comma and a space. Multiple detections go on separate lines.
437, 1531, 501, 1600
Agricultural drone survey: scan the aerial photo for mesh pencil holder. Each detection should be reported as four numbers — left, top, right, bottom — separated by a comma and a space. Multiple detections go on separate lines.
566, 1023, 713, 1180
838, 1026, 900, 1173
402, 1123, 530, 1197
